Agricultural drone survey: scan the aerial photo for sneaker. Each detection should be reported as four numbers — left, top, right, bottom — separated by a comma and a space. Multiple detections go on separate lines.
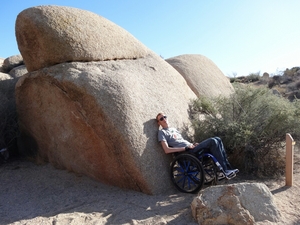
217, 172, 226, 181
233, 169, 239, 174
224, 169, 238, 177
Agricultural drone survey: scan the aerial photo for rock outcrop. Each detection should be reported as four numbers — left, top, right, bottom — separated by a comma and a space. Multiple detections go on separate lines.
15, 5, 197, 194
15, 5, 149, 72
16, 56, 197, 195
14, 5, 238, 194
191, 182, 281, 224
0, 72, 13, 81
2, 55, 23, 73
166, 54, 234, 98
9, 65, 27, 79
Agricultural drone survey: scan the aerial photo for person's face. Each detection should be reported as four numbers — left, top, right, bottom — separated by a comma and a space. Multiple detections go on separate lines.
157, 114, 168, 128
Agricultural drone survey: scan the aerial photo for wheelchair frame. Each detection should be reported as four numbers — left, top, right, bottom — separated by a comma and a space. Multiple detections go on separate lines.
170, 152, 237, 193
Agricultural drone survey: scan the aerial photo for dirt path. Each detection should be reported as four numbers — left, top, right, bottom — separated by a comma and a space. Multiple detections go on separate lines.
0, 146, 299, 225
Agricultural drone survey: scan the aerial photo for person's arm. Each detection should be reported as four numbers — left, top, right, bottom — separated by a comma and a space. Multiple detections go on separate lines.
160, 140, 186, 154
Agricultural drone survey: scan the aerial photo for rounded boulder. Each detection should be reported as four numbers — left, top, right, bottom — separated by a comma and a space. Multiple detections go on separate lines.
166, 54, 234, 98
15, 5, 149, 72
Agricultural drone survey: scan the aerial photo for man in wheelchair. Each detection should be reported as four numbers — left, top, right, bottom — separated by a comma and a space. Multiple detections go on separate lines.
156, 112, 238, 178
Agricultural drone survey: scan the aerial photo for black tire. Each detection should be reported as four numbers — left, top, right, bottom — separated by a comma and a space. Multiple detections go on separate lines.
170, 153, 204, 193
201, 155, 217, 185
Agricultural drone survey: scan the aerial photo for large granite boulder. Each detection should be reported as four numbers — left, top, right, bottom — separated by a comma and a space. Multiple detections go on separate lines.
166, 54, 234, 98
15, 5, 241, 194
15, 5, 149, 72
0, 72, 12, 81
1, 55, 23, 73
16, 55, 197, 195
9, 65, 28, 78
15, 6, 197, 194
191, 182, 281, 224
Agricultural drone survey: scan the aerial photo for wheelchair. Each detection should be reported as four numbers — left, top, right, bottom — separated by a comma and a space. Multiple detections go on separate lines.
170, 151, 239, 193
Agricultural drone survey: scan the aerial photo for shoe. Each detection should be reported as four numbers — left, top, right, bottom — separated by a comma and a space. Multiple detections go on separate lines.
224, 169, 238, 177
233, 169, 239, 174
217, 172, 226, 181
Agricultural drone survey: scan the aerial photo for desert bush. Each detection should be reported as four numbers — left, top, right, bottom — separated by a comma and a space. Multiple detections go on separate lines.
246, 72, 260, 82
229, 77, 237, 83
189, 84, 300, 177
230, 72, 260, 84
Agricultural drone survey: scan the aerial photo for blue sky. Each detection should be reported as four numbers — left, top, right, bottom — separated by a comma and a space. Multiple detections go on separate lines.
1, 1, 299, 76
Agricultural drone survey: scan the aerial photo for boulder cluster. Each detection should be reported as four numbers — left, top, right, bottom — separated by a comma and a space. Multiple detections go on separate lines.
0, 55, 27, 79
232, 68, 300, 102
0, 5, 283, 224
1, 5, 234, 195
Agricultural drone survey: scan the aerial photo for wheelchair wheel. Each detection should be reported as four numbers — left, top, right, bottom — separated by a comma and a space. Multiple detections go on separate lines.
170, 153, 204, 193
201, 155, 217, 185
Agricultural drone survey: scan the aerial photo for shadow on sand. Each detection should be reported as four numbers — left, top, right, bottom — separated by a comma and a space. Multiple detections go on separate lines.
0, 160, 197, 225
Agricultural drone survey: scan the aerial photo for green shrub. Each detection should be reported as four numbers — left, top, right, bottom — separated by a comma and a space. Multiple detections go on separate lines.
190, 84, 300, 177
246, 72, 260, 82
229, 77, 236, 83
230, 72, 261, 84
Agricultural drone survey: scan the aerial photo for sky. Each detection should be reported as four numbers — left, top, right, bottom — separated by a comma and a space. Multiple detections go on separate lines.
1, 0, 299, 77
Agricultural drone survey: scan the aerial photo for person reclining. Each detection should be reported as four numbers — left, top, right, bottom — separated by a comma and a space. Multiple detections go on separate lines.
156, 112, 238, 177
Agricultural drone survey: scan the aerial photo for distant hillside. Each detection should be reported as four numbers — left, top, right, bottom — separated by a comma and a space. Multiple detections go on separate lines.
230, 67, 300, 101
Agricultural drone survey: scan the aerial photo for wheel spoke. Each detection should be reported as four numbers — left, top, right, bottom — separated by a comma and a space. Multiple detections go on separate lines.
170, 154, 205, 193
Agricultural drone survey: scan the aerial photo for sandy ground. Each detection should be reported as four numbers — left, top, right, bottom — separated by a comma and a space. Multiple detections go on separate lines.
0, 146, 299, 225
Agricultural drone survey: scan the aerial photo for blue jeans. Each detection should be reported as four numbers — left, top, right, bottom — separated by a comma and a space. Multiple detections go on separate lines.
189, 137, 231, 170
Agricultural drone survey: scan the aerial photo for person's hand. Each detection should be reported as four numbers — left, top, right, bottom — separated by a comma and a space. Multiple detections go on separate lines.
185, 144, 195, 151
184, 146, 191, 151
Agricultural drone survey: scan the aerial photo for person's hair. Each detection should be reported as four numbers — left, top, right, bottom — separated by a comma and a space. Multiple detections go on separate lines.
156, 112, 165, 122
